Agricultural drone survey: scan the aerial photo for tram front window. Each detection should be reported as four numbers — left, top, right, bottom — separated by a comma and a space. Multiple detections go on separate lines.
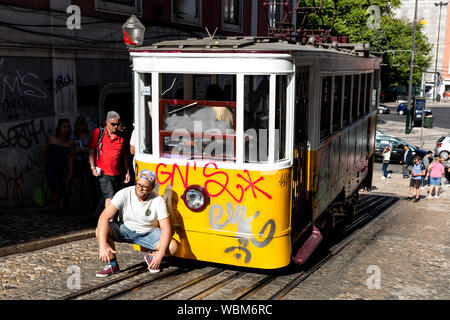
159, 74, 236, 161
244, 75, 270, 163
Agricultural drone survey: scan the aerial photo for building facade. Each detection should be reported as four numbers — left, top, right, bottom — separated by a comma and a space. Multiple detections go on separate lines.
394, 0, 449, 99
0, 0, 273, 208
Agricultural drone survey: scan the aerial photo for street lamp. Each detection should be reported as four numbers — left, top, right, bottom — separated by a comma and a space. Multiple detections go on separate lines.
122, 15, 145, 47
433, 1, 448, 101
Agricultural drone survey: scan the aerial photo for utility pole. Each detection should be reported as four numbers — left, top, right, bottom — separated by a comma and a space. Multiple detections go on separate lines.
433, 1, 448, 101
406, 0, 418, 134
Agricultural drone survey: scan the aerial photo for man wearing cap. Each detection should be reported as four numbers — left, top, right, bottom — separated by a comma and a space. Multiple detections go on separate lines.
95, 169, 178, 277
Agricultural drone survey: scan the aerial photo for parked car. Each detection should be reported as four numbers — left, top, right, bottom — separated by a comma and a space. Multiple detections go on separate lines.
435, 136, 450, 160
377, 105, 391, 114
397, 103, 432, 116
375, 133, 427, 164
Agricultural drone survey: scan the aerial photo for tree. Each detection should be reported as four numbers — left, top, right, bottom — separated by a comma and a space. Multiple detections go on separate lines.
298, 0, 432, 90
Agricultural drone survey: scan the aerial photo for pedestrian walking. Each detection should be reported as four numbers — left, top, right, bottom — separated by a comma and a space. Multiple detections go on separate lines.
428, 156, 445, 198
41, 118, 74, 215
89, 111, 130, 216
407, 156, 426, 202
444, 160, 450, 186
71, 116, 93, 209
381, 145, 391, 179
422, 151, 433, 186
400, 145, 413, 178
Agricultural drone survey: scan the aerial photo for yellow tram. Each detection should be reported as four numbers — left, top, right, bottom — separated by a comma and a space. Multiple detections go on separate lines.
128, 37, 380, 269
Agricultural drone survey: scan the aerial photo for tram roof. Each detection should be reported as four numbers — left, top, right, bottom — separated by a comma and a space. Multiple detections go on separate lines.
130, 37, 373, 58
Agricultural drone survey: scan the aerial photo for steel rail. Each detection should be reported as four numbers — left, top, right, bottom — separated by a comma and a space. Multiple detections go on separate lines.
100, 267, 187, 300
267, 196, 397, 300
189, 271, 245, 300
152, 268, 224, 300
58, 262, 148, 300
232, 274, 277, 300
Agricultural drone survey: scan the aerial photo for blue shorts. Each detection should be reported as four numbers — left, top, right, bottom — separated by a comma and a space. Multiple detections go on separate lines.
109, 221, 161, 250
429, 177, 442, 186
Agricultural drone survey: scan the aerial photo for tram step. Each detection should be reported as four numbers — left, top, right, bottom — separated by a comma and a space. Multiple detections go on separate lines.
292, 226, 322, 265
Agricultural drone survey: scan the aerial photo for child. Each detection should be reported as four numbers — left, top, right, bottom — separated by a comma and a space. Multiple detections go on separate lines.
407, 156, 426, 202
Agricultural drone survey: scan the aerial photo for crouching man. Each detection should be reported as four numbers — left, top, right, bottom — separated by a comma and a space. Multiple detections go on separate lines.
95, 169, 178, 277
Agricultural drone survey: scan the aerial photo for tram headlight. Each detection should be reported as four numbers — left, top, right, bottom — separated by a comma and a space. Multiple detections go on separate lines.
181, 185, 210, 212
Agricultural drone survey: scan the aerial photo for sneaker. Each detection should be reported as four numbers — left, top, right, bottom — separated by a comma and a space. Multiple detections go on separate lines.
428, 195, 433, 198
144, 253, 160, 273
381, 176, 386, 179
407, 196, 413, 201
413, 198, 420, 202
434, 195, 439, 198
96, 264, 120, 277
387, 173, 392, 178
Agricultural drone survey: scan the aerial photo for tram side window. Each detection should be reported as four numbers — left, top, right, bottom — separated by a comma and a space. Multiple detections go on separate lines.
351, 74, 359, 121
276, 75, 287, 161
159, 73, 236, 161
372, 70, 379, 111
320, 76, 332, 141
343, 75, 351, 127
332, 75, 343, 132
365, 72, 372, 113
244, 75, 269, 163
139, 73, 152, 154
359, 74, 366, 116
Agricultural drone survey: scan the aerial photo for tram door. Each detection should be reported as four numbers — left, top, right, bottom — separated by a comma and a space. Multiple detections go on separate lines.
292, 66, 310, 231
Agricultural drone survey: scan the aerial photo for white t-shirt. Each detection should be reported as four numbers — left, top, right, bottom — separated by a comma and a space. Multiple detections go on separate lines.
383, 150, 391, 162
111, 186, 169, 234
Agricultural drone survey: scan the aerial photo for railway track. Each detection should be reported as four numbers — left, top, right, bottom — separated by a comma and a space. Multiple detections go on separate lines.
58, 194, 398, 300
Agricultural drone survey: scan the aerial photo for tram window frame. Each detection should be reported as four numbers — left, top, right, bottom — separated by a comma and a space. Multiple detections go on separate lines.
352, 74, 359, 121
359, 73, 366, 116
332, 75, 343, 132
137, 72, 152, 155
158, 73, 237, 162
275, 75, 288, 161
320, 76, 332, 141
343, 75, 352, 126
366, 72, 374, 112
372, 70, 380, 111
244, 75, 270, 164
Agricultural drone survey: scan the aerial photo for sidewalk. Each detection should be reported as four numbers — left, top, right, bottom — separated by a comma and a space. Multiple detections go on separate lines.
0, 206, 96, 257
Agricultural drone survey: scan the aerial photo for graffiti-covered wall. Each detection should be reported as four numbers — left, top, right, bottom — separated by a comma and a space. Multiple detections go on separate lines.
0, 56, 77, 208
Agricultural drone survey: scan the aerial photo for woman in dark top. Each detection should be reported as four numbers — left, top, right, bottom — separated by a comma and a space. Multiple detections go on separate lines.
42, 119, 74, 214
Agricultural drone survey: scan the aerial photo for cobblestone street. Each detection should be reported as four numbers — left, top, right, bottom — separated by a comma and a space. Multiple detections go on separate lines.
0, 116, 449, 301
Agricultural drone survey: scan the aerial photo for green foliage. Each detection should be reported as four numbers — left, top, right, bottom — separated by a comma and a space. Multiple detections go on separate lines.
299, 0, 432, 87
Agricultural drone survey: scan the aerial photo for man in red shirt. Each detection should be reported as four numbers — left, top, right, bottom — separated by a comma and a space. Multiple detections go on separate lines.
89, 111, 130, 209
